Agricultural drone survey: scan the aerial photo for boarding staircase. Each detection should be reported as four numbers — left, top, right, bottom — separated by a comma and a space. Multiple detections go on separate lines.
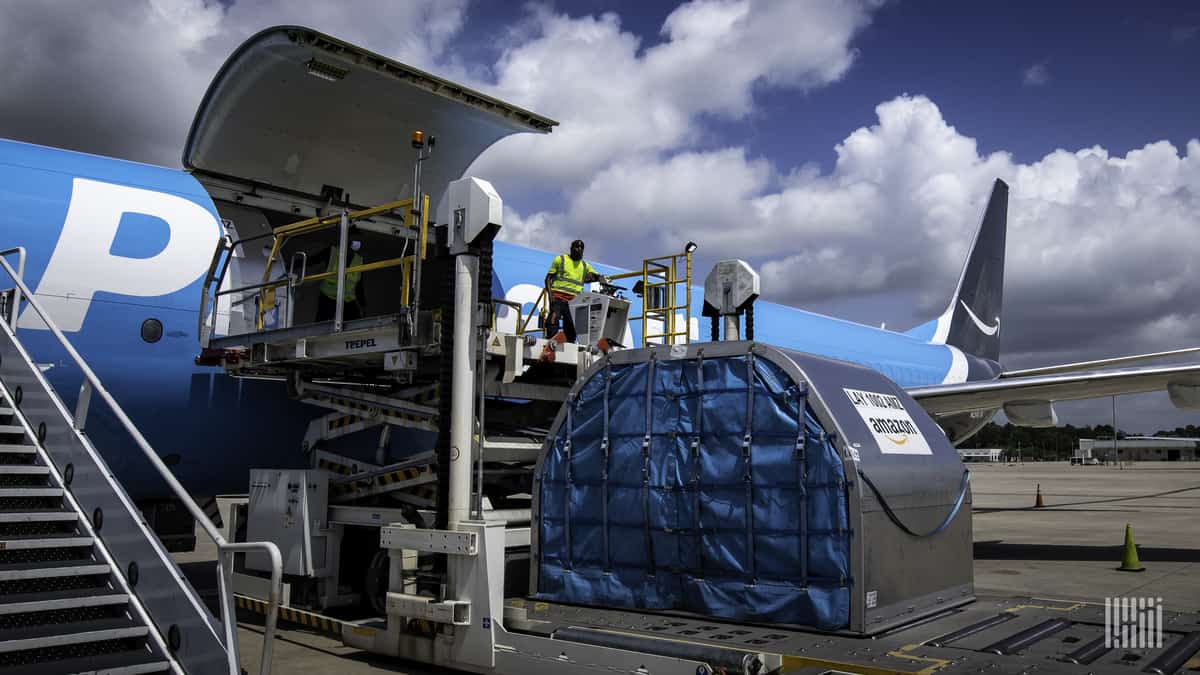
0, 403, 171, 674
0, 248, 282, 674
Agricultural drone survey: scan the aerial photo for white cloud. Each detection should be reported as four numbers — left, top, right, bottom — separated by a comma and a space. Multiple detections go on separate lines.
762, 249, 889, 298
569, 147, 772, 253
531, 95, 1008, 296
1023, 61, 1051, 86
500, 205, 568, 252
471, 0, 878, 192
0, 0, 468, 166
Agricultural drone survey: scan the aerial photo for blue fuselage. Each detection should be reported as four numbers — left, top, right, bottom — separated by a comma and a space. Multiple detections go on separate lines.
0, 139, 991, 498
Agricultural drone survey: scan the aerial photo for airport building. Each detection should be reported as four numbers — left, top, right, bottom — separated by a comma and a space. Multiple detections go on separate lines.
1076, 436, 1199, 462
958, 448, 1003, 462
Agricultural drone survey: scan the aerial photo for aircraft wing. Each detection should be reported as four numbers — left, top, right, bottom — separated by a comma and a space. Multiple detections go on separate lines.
907, 363, 1200, 417
997, 346, 1200, 378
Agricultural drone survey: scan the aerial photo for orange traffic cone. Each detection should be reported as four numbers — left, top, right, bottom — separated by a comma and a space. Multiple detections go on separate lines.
1034, 483, 1045, 508
1116, 523, 1145, 572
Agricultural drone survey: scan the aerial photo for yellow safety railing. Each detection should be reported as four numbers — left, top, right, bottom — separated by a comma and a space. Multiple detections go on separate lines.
515, 288, 549, 336
501, 246, 694, 346
492, 298, 524, 332
613, 248, 693, 346
251, 194, 430, 330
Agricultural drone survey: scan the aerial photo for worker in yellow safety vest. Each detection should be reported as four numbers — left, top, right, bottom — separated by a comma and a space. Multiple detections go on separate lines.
315, 234, 365, 322
544, 239, 602, 342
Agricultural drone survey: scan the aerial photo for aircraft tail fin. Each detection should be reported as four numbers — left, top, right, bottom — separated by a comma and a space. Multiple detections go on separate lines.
924, 178, 1008, 362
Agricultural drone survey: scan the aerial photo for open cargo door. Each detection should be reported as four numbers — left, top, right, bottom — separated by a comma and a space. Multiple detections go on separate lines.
183, 26, 556, 209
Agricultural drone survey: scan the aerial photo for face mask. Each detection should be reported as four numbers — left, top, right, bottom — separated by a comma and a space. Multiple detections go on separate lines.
350, 240, 362, 252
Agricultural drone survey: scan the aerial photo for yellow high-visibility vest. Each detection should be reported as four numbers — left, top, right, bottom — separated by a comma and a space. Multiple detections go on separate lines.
320, 245, 363, 302
548, 254, 596, 298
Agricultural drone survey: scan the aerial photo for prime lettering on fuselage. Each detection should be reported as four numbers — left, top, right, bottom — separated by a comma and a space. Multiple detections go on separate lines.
17, 177, 222, 333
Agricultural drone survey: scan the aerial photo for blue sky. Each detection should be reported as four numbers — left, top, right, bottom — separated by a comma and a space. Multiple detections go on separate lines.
757, 2, 1200, 168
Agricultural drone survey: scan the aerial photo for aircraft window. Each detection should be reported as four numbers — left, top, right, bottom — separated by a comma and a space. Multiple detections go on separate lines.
141, 318, 163, 343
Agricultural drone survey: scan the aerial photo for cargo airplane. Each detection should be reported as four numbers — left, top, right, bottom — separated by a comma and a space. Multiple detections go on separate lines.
2, 26, 1198, 507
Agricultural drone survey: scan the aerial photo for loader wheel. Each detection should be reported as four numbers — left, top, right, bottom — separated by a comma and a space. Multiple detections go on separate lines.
365, 549, 390, 615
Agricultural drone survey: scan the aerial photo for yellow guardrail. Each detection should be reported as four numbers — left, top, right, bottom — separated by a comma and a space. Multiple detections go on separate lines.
502, 246, 694, 346
250, 195, 430, 330
634, 252, 692, 345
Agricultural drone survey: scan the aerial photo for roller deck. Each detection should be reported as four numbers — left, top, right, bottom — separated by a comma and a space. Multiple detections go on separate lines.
506, 596, 1200, 674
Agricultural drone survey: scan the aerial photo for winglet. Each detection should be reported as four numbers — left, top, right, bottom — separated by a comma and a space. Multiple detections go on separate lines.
928, 179, 1008, 362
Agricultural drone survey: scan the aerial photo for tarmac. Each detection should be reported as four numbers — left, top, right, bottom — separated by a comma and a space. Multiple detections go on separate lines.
175, 461, 1200, 674
971, 462, 1200, 607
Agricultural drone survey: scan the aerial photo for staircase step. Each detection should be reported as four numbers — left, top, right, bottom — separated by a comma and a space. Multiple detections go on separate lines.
0, 617, 148, 654
0, 588, 128, 615
0, 534, 92, 550
0, 408, 12, 416
0, 466, 48, 476
0, 427, 27, 436
0, 560, 110, 582
0, 648, 170, 675
0, 445, 35, 455
0, 488, 62, 499
0, 511, 76, 524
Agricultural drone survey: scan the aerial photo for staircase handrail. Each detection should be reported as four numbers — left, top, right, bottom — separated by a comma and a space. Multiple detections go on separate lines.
0, 250, 281, 675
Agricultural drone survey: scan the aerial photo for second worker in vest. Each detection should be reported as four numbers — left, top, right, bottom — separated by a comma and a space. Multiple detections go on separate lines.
544, 239, 602, 343
314, 229, 366, 322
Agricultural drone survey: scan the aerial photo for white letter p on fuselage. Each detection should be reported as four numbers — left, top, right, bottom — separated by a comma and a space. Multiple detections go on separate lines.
19, 178, 220, 332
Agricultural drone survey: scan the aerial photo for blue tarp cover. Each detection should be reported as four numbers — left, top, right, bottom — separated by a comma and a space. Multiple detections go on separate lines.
536, 353, 852, 629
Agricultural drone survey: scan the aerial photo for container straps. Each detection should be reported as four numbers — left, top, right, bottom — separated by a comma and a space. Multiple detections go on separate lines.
601, 363, 612, 573
794, 382, 809, 589
858, 468, 971, 538
563, 395, 576, 570
743, 353, 756, 585
642, 353, 657, 576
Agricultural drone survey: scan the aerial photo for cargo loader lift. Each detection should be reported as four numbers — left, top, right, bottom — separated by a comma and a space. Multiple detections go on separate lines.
199, 168, 659, 613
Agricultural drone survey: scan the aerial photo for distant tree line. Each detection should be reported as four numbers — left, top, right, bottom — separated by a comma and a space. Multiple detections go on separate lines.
965, 422, 1199, 461
1152, 425, 1200, 438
